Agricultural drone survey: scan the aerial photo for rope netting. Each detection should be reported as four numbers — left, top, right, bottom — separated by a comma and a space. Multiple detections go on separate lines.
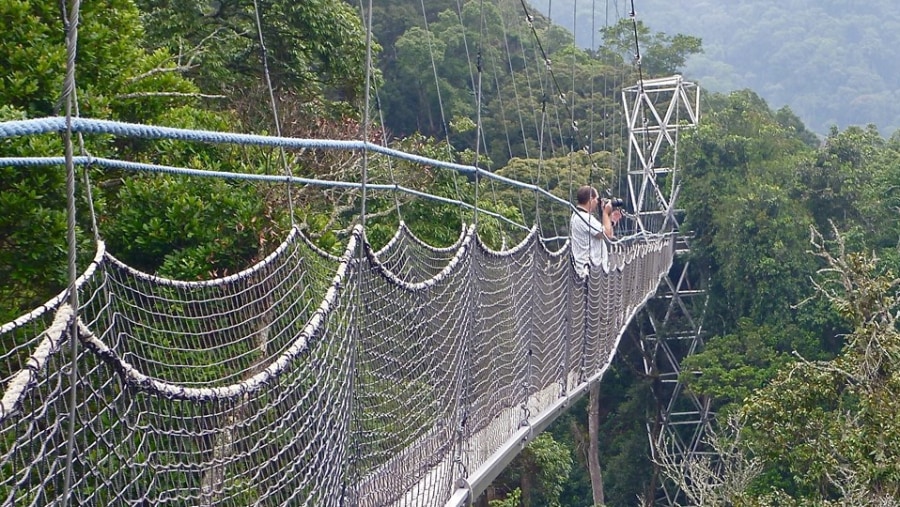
1, 190, 673, 506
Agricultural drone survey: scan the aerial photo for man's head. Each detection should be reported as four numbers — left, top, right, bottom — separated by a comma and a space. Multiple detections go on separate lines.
576, 185, 599, 211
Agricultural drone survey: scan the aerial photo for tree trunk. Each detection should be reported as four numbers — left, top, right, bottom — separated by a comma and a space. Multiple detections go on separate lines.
521, 464, 533, 507
588, 383, 605, 506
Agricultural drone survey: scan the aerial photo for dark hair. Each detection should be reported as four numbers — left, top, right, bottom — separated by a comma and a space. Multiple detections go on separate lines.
576, 185, 597, 205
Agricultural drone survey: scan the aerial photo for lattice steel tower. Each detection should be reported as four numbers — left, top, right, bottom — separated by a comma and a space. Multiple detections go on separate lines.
622, 75, 712, 505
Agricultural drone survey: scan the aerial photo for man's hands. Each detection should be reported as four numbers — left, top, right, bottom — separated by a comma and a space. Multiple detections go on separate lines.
602, 199, 622, 225
600, 200, 618, 240
611, 209, 622, 225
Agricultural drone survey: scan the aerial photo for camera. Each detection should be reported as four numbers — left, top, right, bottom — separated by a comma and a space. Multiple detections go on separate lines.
608, 197, 625, 208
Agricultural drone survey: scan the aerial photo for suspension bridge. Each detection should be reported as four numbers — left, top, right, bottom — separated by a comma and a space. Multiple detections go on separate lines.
0, 0, 706, 505
0, 83, 695, 505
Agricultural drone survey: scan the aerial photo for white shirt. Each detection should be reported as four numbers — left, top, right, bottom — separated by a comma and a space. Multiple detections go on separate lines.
570, 208, 608, 276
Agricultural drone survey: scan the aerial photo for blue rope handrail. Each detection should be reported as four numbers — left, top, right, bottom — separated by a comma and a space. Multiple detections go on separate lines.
0, 117, 571, 207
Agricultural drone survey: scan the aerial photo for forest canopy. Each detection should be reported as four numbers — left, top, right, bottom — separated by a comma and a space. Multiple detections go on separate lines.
3, 0, 900, 505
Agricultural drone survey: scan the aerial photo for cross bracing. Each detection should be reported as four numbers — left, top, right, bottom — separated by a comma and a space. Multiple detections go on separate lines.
622, 75, 712, 505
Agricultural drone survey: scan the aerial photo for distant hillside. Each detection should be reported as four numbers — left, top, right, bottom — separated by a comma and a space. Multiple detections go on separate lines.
532, 0, 900, 136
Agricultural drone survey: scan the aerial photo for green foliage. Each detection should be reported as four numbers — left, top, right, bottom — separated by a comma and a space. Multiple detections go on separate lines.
796, 125, 885, 236
544, 404, 594, 506
0, 107, 98, 322
600, 19, 703, 77
722, 229, 900, 503
671, 90, 894, 500
774, 106, 820, 148
592, 359, 656, 507
110, 48, 202, 123
680, 90, 818, 329
135, 0, 370, 113
0, 164, 67, 318
680, 320, 791, 413
0, 1, 65, 116
490, 432, 574, 507
0, 0, 240, 319
676, 91, 900, 436
488, 487, 522, 507
102, 175, 266, 278
488, 488, 522, 507
374, 0, 635, 169
0, 0, 203, 121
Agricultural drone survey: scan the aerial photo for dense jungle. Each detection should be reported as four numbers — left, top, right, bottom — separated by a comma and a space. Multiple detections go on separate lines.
2, 0, 900, 505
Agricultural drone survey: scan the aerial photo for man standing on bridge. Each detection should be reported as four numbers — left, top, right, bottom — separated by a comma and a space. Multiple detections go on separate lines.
570, 185, 620, 277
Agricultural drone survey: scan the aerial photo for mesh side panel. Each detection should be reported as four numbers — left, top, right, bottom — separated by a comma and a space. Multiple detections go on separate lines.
1, 228, 674, 506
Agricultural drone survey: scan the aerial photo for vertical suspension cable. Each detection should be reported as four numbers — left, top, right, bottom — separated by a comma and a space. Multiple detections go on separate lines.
419, 0, 463, 204
519, 0, 598, 239
60, 1, 81, 505
591, 0, 601, 192
451, 0, 485, 230
349, 0, 376, 497
472, 8, 485, 229
453, 0, 479, 118
479, 3, 505, 243
590, 0, 598, 148
360, 0, 374, 233
520, 14, 543, 153
537, 97, 548, 225
58, 1, 99, 243
545, 73, 565, 239
627, 0, 653, 232
80, 165, 99, 242
540, 0, 554, 159
607, 0, 622, 199
454, 0, 509, 238
568, 0, 579, 205
474, 1, 502, 242
488, 52, 514, 161
252, 0, 295, 226
571, 17, 586, 270
499, 10, 534, 156
628, 0, 646, 90
600, 0, 629, 202
521, 0, 569, 160
476, 57, 506, 242
527, 8, 551, 234
371, 86, 403, 222
487, 47, 527, 231
496, 6, 536, 228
